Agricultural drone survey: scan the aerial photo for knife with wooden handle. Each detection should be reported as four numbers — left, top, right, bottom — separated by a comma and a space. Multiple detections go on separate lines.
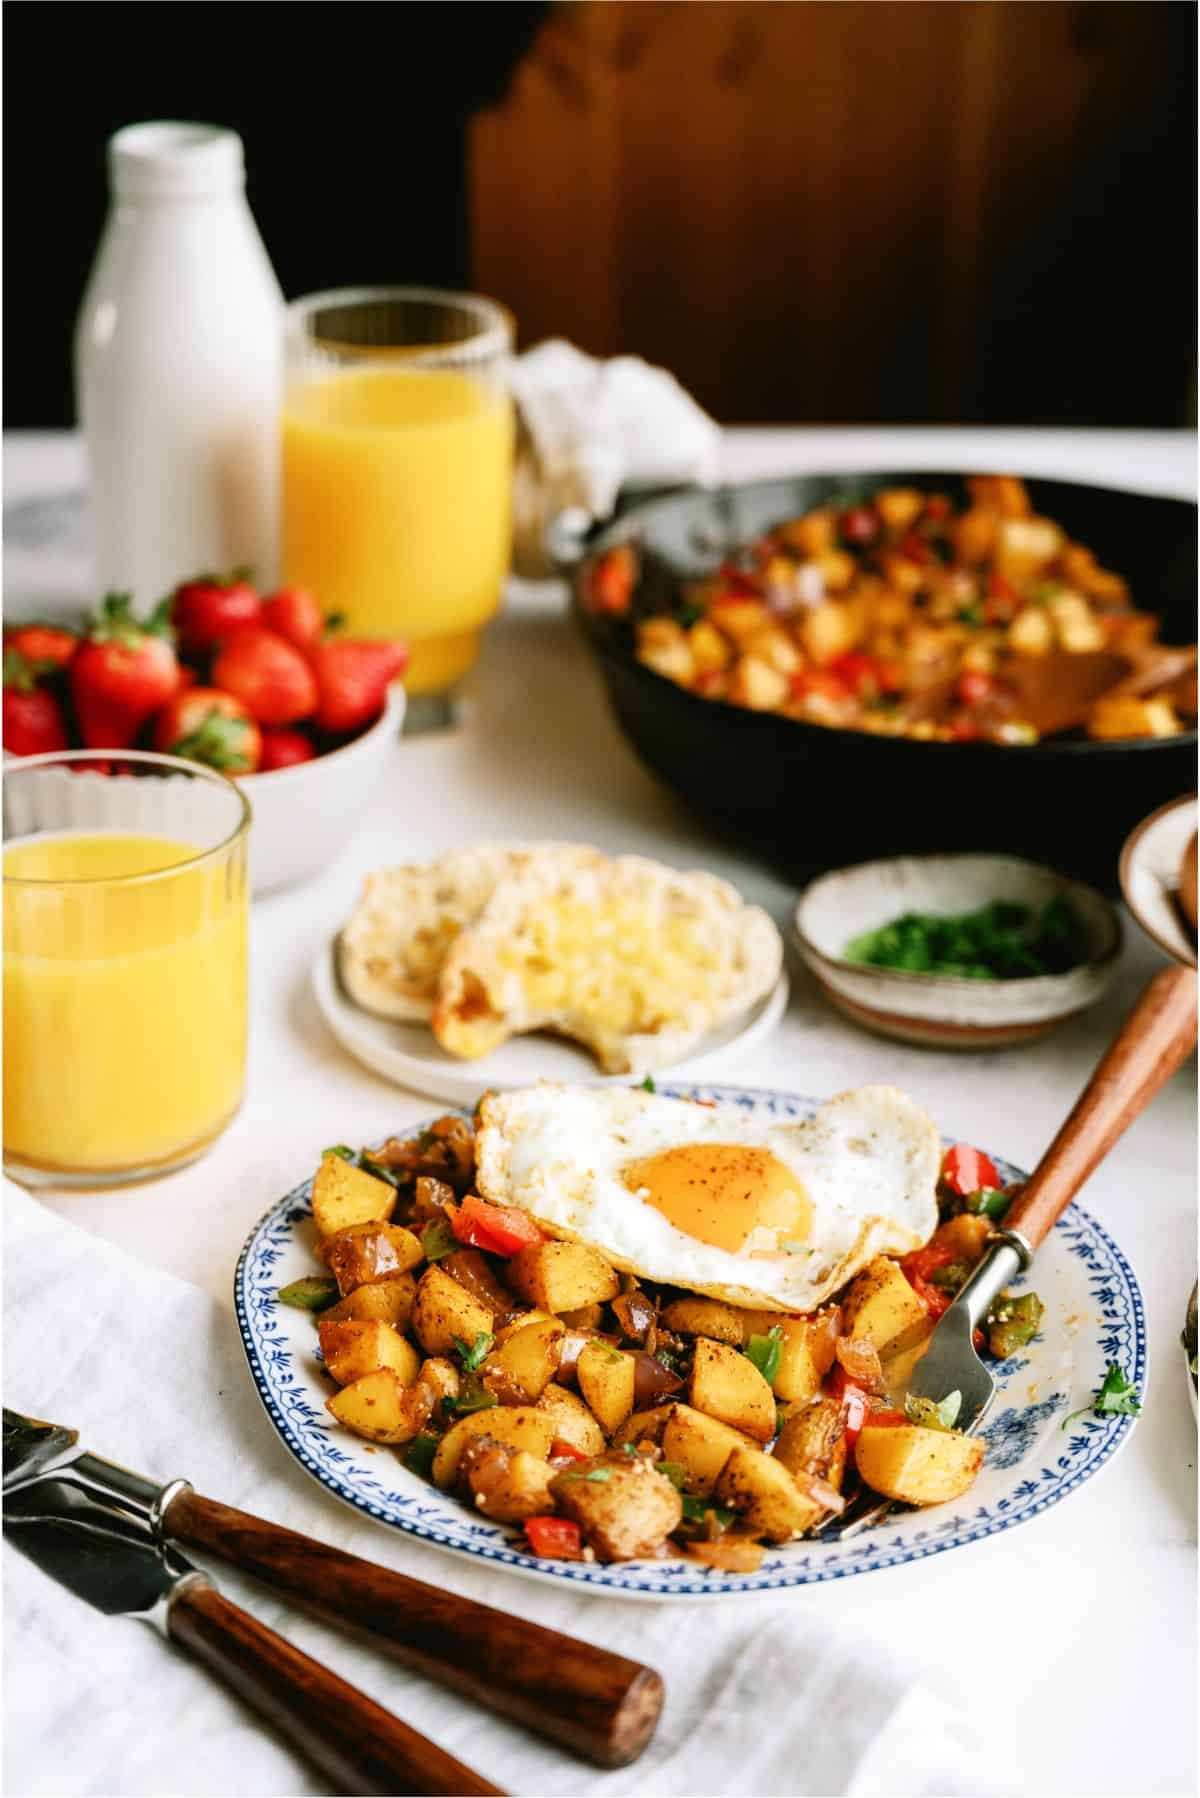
3, 1477, 503, 1797
2, 1408, 665, 1770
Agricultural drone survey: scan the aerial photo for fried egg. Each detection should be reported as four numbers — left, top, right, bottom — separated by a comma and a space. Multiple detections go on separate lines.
474, 1083, 941, 1314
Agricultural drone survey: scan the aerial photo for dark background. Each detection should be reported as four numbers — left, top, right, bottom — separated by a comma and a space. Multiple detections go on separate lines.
5, 0, 1195, 429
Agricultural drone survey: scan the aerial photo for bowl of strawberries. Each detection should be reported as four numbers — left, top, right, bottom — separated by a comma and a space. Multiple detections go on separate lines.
3, 572, 407, 894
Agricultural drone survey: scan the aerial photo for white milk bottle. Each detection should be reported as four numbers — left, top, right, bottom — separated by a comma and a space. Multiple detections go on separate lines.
75, 122, 283, 607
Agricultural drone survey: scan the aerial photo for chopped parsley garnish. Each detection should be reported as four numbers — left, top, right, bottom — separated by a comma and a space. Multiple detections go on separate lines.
641, 1075, 657, 1093
277, 1275, 340, 1312
402, 1434, 439, 1479
1062, 1361, 1142, 1431
452, 1331, 494, 1373
905, 1390, 962, 1432
744, 1324, 784, 1386
843, 895, 1087, 980
421, 1218, 457, 1261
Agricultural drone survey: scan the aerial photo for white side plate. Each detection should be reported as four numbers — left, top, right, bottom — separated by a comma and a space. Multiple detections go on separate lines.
311, 945, 789, 1105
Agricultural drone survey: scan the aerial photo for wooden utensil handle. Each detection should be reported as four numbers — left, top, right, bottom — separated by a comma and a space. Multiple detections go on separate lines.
1005, 964, 1197, 1249
167, 1581, 504, 1797
164, 1488, 663, 1769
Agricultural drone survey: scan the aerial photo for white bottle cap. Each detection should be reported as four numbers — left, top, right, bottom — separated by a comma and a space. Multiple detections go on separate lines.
110, 122, 245, 200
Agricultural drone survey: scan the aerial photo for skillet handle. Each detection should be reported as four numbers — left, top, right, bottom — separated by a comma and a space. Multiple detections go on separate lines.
1005, 964, 1197, 1250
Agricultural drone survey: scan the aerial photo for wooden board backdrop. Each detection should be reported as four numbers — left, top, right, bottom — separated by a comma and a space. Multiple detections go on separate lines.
468, 2, 1195, 426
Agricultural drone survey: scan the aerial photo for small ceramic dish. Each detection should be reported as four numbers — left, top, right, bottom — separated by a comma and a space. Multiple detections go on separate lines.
1118, 793, 1198, 968
794, 853, 1121, 1049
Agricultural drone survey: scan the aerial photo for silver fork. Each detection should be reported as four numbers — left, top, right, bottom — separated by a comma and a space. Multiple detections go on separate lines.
818, 964, 1197, 1543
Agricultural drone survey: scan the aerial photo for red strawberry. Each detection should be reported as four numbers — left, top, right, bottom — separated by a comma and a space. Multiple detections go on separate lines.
258, 728, 317, 771
309, 639, 408, 734
171, 570, 261, 656
3, 650, 70, 754
4, 622, 80, 669
153, 687, 262, 774
70, 595, 179, 748
212, 626, 318, 725
260, 587, 324, 652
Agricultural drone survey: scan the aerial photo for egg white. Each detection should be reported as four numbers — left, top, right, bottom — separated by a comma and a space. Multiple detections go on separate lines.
474, 1083, 941, 1313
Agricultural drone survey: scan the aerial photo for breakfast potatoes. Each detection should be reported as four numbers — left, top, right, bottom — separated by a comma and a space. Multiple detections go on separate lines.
293, 1122, 997, 1568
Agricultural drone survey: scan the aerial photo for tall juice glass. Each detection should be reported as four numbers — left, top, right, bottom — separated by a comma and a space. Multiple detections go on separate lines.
281, 287, 515, 712
3, 752, 250, 1187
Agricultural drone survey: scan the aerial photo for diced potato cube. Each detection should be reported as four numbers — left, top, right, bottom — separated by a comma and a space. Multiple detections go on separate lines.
637, 617, 695, 683
411, 1265, 495, 1357
1088, 696, 1181, 740
967, 475, 1031, 518
660, 1403, 754, 1494
689, 1339, 775, 1442
743, 626, 803, 676
775, 509, 836, 556
709, 597, 773, 643
537, 1382, 606, 1456
932, 1214, 993, 1261
1008, 606, 1053, 655
814, 550, 857, 592
577, 1340, 636, 1436
800, 601, 860, 666
1050, 590, 1105, 653
317, 1318, 421, 1388
550, 1453, 682, 1562
494, 1308, 556, 1343
840, 1258, 928, 1354
729, 654, 789, 710
773, 1395, 848, 1492
506, 1241, 620, 1313
462, 1445, 557, 1522
311, 1153, 397, 1238
995, 516, 1064, 577
432, 1406, 555, 1489
481, 1315, 564, 1404
612, 1405, 677, 1449
714, 1443, 815, 1542
688, 619, 730, 673
325, 1223, 425, 1297
875, 487, 925, 530
952, 507, 997, 564
321, 1273, 417, 1331
854, 1423, 983, 1505
326, 1369, 418, 1445
659, 1296, 745, 1345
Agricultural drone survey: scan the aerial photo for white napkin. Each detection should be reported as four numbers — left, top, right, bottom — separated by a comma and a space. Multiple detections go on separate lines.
509, 340, 722, 576
3, 1180, 1014, 1798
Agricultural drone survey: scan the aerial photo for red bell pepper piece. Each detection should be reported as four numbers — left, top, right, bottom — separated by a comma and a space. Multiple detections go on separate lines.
450, 1194, 544, 1257
898, 530, 931, 565
524, 1516, 584, 1560
898, 1241, 964, 1321
955, 670, 995, 707
826, 1364, 871, 1448
941, 1143, 1001, 1198
550, 1438, 590, 1464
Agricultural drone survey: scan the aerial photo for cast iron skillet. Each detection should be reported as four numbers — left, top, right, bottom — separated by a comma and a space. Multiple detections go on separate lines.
565, 472, 1197, 891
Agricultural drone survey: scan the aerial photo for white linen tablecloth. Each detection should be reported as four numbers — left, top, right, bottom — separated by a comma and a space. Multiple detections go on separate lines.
3, 428, 1197, 1798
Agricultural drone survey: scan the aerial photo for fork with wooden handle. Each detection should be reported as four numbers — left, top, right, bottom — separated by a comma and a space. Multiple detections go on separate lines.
825, 962, 1197, 1539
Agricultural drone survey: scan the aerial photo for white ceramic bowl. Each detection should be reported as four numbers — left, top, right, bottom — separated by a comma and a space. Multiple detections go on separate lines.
794, 853, 1121, 1048
241, 686, 405, 894
1119, 793, 1198, 968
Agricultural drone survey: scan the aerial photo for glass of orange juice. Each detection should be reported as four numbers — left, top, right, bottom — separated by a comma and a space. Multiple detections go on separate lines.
282, 286, 515, 724
3, 751, 250, 1188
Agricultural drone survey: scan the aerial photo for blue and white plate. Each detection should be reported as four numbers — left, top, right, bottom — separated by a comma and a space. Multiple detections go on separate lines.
235, 1084, 1145, 1598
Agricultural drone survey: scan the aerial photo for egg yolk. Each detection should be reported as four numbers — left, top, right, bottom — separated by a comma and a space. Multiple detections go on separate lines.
623, 1144, 812, 1254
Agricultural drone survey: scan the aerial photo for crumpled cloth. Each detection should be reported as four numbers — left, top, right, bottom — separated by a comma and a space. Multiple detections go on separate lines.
510, 339, 722, 576
3, 1178, 1017, 1797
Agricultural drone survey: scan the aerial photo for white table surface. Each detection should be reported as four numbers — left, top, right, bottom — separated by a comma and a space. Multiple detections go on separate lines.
5, 427, 1197, 1797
